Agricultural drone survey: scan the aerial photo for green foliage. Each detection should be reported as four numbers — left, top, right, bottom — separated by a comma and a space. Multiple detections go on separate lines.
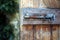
0, 0, 19, 40
0, 11, 15, 40
0, 24, 14, 40
0, 0, 19, 15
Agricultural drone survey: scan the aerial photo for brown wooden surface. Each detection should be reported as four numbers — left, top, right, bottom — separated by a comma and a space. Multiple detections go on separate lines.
59, 25, 60, 40
20, 25, 33, 40
52, 25, 59, 40
20, 25, 60, 40
43, 0, 60, 8
35, 25, 50, 40
21, 0, 60, 8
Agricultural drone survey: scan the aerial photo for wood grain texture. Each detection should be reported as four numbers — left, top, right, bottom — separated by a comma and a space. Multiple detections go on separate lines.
21, 0, 60, 8
59, 26, 60, 40
52, 25, 59, 40
20, 25, 60, 40
43, 0, 60, 8
35, 25, 50, 40
20, 25, 33, 40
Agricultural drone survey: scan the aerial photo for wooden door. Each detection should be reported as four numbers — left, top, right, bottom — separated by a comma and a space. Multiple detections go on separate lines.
52, 25, 59, 40
59, 25, 60, 40
20, 25, 33, 40
35, 25, 50, 40
20, 25, 60, 40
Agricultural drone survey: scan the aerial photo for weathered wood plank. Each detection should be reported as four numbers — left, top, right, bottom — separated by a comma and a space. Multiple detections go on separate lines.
35, 25, 50, 40
20, 25, 33, 40
20, 25, 60, 40
52, 25, 59, 40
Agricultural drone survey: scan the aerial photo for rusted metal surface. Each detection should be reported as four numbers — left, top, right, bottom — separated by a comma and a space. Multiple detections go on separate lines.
23, 8, 60, 24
